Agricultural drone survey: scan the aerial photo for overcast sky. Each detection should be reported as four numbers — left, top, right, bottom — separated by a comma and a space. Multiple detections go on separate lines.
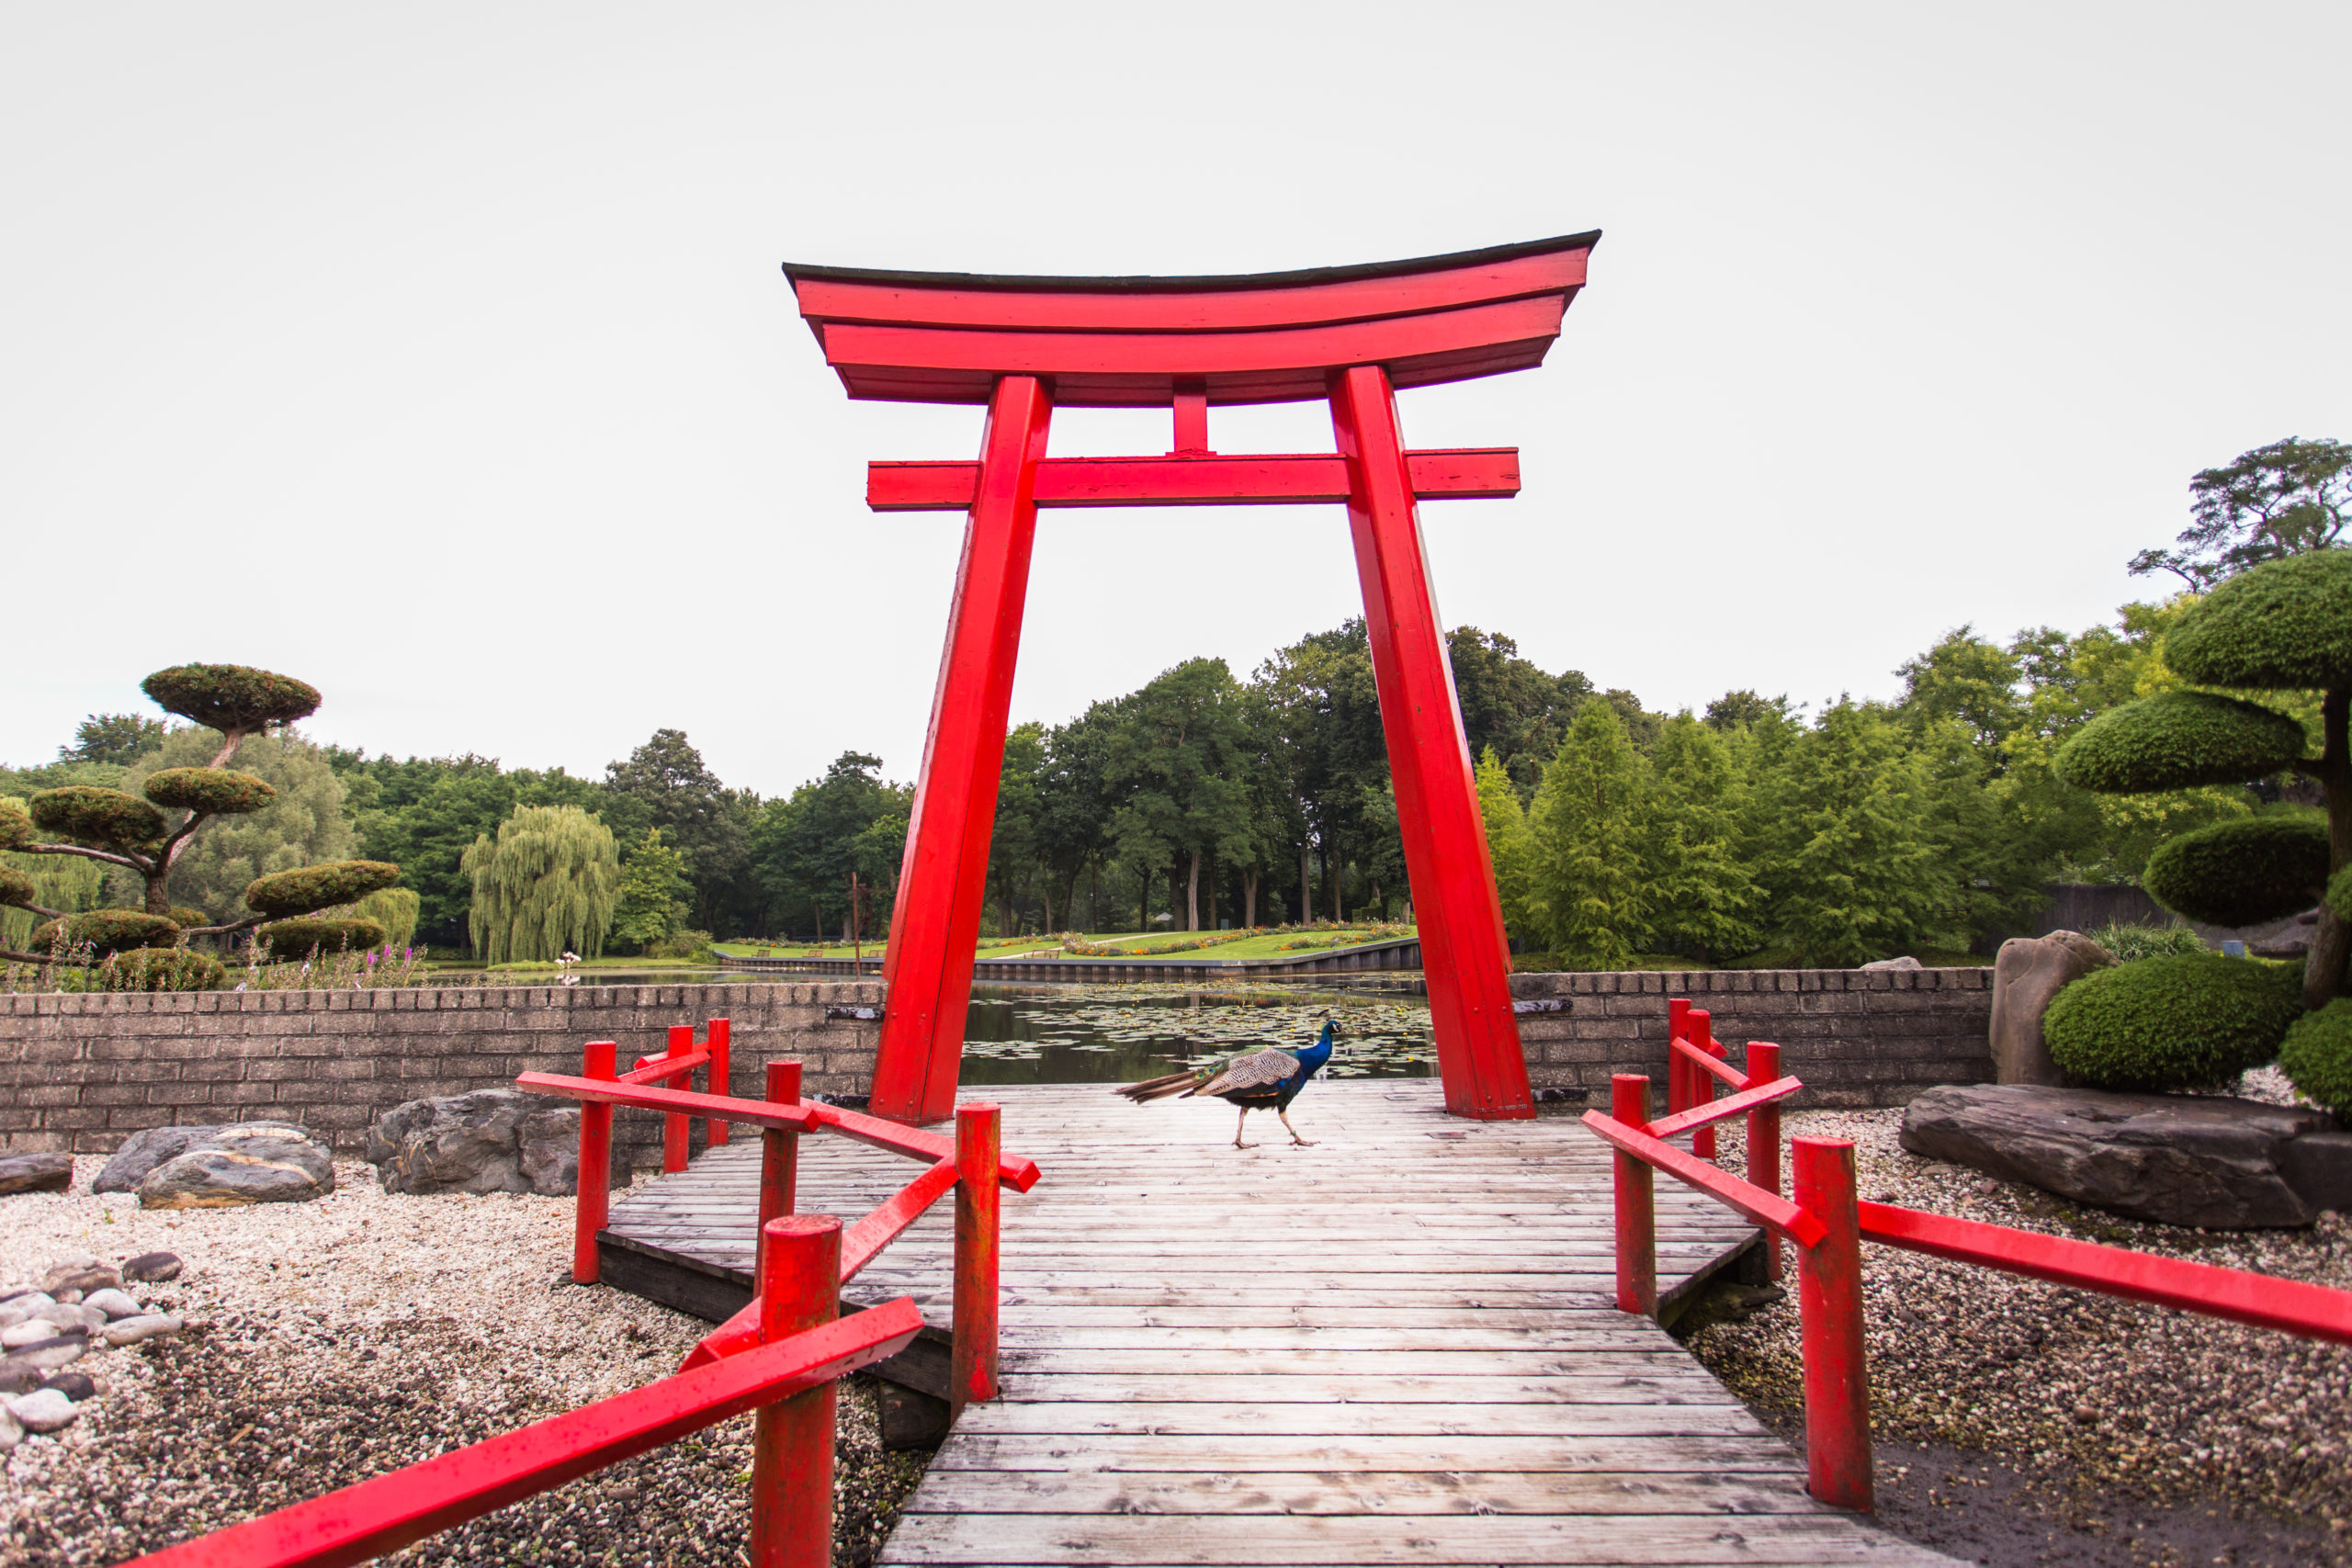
6, 4, 2347, 796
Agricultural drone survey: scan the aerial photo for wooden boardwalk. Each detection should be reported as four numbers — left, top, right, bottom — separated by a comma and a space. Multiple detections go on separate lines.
604, 1081, 1949, 1567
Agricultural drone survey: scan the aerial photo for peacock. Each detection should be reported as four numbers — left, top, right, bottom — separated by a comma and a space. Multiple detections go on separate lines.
1115, 1015, 1339, 1148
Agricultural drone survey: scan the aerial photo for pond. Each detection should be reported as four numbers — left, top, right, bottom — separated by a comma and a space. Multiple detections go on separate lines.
957, 982, 1435, 1086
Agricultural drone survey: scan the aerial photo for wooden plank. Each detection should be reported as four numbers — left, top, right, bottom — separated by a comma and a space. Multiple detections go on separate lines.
927, 1433, 1804, 1474
952, 1403, 1770, 1438
989, 1375, 1741, 1405
896, 1470, 1815, 1517
880, 1512, 1952, 1565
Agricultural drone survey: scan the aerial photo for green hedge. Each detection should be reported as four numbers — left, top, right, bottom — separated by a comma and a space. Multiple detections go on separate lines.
256, 916, 389, 959
0, 868, 36, 909
143, 767, 277, 816
141, 663, 321, 736
0, 805, 33, 851
2044, 953, 2304, 1090
2279, 1000, 2352, 1117
2053, 691, 2309, 794
85, 948, 226, 993
2142, 815, 2329, 927
27, 909, 183, 956
244, 861, 403, 919
2166, 549, 2352, 693
28, 786, 165, 850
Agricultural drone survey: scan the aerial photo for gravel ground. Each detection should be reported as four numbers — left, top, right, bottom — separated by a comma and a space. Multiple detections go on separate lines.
1686, 1108, 2352, 1567
0, 1158, 930, 1567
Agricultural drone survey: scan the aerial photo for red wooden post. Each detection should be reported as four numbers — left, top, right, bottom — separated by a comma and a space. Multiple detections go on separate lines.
572, 1041, 616, 1285
1747, 1041, 1783, 1282
1690, 1009, 1718, 1161
1329, 363, 1532, 1121
706, 1017, 732, 1146
1793, 1136, 1873, 1512
1610, 1074, 1657, 1317
951, 1101, 1002, 1409
755, 1060, 803, 1289
1667, 998, 1690, 1118
748, 1215, 841, 1568
662, 1024, 694, 1173
870, 376, 1054, 1126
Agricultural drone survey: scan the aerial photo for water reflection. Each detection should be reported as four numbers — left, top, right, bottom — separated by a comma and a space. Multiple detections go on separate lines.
958, 982, 1435, 1086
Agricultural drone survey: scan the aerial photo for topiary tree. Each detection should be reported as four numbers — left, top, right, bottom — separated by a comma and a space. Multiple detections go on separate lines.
0, 663, 401, 970
2055, 550, 2352, 1010
2043, 953, 2305, 1091
2278, 1001, 2352, 1116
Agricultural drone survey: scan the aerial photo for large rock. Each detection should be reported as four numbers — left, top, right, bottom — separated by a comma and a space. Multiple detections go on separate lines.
366, 1089, 587, 1197
0, 1154, 72, 1195
94, 1123, 312, 1194
1988, 931, 2115, 1087
138, 1125, 334, 1210
1902, 1083, 2344, 1228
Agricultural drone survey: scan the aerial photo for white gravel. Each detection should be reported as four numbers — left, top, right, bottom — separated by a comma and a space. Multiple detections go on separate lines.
1691, 1110, 2352, 1550
0, 1158, 927, 1567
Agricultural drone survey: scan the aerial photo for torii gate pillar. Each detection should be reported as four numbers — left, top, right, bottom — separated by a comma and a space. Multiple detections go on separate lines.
785, 234, 1601, 1125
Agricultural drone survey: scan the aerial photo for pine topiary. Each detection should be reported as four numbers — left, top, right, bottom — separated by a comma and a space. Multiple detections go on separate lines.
6, 664, 398, 952
27, 909, 183, 956
90, 948, 226, 993
257, 916, 388, 960
2141, 816, 2329, 927
2044, 953, 2305, 1091
142, 768, 277, 816
2054, 691, 2310, 793
243, 862, 402, 919
29, 787, 165, 849
2278, 1000, 2352, 1116
141, 664, 321, 742
2050, 547, 2352, 1010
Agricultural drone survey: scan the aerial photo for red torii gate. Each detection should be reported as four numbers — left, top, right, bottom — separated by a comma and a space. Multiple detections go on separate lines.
783, 231, 1600, 1126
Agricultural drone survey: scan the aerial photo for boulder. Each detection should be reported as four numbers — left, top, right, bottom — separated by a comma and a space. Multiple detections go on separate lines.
138, 1126, 334, 1210
102, 1314, 182, 1348
9, 1387, 79, 1433
0, 1359, 41, 1395
121, 1252, 182, 1283
1860, 955, 1922, 971
0, 1154, 72, 1195
1989, 931, 2115, 1087
40, 1258, 119, 1296
95, 1123, 311, 1194
80, 1290, 139, 1322
366, 1089, 587, 1197
1902, 1083, 2343, 1228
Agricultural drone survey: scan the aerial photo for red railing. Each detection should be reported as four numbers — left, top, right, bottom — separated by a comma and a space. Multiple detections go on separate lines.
122, 1223, 922, 1568
122, 1034, 1043, 1568
1584, 1000, 2352, 1515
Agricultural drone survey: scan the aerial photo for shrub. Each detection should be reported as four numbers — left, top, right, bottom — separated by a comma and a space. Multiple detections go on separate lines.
0, 868, 36, 909
244, 861, 403, 919
2142, 815, 2328, 926
2165, 548, 2352, 691
2085, 921, 2205, 963
29, 786, 164, 849
2279, 1000, 2352, 1116
2044, 953, 2305, 1090
2053, 691, 2309, 793
141, 664, 322, 738
28, 909, 182, 956
142, 767, 277, 815
256, 916, 388, 959
0, 805, 33, 851
88, 948, 225, 992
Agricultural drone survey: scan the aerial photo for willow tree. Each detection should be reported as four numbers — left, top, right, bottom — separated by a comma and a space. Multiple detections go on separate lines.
0, 664, 403, 966
462, 805, 620, 964
2056, 550, 2352, 1010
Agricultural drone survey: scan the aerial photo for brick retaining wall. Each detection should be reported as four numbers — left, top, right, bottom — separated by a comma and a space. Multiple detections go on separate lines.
0, 981, 884, 1168
1509, 967, 1994, 1108
0, 967, 1993, 1161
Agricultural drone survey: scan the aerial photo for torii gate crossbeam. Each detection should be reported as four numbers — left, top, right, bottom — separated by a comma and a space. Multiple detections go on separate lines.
784, 232, 1601, 1126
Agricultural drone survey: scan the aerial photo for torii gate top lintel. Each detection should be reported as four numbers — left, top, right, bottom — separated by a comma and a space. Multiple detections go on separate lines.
786, 234, 1600, 1128
782, 230, 1599, 409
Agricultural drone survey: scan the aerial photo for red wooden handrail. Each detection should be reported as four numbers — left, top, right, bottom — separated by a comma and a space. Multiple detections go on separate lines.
517, 1071, 822, 1134
1645, 1076, 1802, 1142
1592, 999, 2352, 1517
1675, 1035, 1748, 1092
120, 1294, 923, 1568
620, 1048, 710, 1085
1580, 1106, 1826, 1246
842, 1158, 960, 1282
1859, 1201, 2352, 1347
